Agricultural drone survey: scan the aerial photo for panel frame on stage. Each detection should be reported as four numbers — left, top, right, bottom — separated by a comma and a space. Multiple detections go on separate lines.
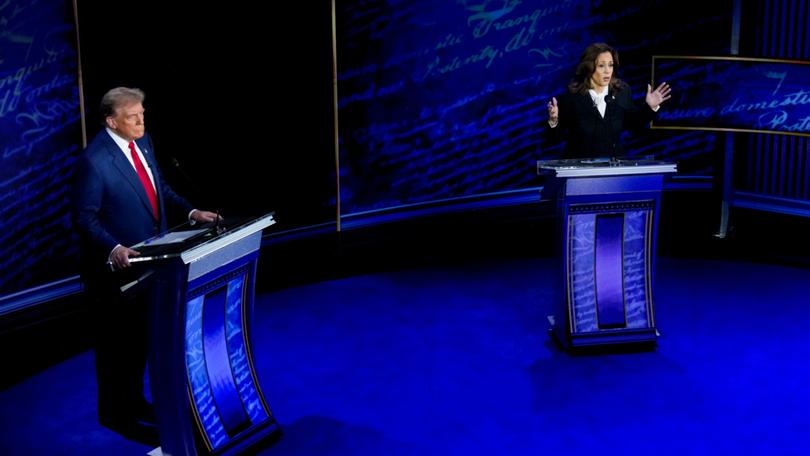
537, 159, 676, 349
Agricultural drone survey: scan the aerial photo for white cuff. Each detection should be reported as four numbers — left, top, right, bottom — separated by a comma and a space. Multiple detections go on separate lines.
108, 244, 123, 262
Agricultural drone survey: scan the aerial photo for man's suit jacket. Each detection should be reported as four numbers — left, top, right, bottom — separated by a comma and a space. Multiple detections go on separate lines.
72, 129, 193, 274
546, 85, 656, 158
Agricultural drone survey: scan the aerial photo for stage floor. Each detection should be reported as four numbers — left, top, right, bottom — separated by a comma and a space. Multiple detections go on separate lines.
2, 256, 808, 455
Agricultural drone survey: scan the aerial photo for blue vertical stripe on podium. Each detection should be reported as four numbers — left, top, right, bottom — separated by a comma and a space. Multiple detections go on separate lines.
225, 276, 269, 422
623, 210, 650, 328
570, 213, 597, 332
595, 214, 626, 329
203, 286, 250, 435
186, 295, 228, 449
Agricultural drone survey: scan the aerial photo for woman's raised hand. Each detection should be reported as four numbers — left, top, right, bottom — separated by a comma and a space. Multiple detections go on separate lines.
646, 82, 672, 110
547, 97, 559, 124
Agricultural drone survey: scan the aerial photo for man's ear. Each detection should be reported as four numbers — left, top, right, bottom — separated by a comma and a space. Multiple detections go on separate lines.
105, 116, 116, 129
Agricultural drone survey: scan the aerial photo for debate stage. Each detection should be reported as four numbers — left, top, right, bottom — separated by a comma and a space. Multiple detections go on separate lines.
2, 249, 808, 455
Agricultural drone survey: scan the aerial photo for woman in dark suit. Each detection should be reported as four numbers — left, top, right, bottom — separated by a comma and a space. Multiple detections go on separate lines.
546, 42, 671, 158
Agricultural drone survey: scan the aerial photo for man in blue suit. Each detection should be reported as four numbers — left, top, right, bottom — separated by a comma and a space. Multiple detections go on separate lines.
72, 87, 218, 442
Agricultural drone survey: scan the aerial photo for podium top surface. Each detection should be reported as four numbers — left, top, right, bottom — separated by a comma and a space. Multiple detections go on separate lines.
129, 213, 275, 264
537, 158, 677, 177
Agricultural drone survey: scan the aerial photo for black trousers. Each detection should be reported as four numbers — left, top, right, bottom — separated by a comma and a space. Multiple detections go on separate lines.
86, 268, 150, 421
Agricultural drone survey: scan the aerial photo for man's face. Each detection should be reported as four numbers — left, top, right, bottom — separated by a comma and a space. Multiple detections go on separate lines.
590, 51, 614, 90
107, 101, 145, 141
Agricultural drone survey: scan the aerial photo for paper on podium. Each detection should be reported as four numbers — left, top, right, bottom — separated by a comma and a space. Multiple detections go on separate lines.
137, 228, 209, 246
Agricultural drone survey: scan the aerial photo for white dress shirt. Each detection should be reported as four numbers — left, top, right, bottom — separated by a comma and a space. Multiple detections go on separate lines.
106, 128, 157, 192
588, 86, 609, 118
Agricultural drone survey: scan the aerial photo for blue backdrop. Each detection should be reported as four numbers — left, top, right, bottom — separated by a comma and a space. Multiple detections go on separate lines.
0, 0, 82, 296
1, 0, 739, 301
653, 56, 810, 135
336, 0, 731, 215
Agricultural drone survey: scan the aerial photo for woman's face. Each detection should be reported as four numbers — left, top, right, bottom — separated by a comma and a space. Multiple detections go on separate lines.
590, 51, 614, 89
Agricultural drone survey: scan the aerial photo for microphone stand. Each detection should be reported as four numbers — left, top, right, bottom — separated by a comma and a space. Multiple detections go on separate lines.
604, 92, 616, 160
169, 156, 224, 232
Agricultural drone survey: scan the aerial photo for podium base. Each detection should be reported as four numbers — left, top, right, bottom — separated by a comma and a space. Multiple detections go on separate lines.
548, 325, 657, 354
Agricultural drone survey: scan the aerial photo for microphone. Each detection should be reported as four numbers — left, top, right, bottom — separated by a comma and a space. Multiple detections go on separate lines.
170, 156, 194, 187
168, 156, 223, 228
604, 92, 616, 157
170, 156, 208, 203
592, 93, 614, 110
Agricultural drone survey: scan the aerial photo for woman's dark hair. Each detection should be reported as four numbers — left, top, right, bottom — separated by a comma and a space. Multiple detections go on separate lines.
568, 42, 626, 95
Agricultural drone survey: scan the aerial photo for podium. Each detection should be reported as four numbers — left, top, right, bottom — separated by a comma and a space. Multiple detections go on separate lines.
130, 213, 280, 455
537, 159, 676, 348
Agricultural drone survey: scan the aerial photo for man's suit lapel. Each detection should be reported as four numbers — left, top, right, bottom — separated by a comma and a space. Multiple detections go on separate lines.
103, 133, 159, 221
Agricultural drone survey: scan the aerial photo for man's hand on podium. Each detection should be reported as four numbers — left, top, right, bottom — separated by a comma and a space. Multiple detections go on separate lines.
110, 245, 140, 270
190, 209, 221, 223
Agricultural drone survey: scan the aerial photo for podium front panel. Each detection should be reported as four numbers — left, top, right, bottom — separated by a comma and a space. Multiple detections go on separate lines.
147, 214, 279, 455
566, 202, 654, 335
538, 161, 674, 348
184, 258, 272, 452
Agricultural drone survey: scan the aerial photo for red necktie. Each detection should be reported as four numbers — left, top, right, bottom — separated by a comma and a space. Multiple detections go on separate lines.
128, 141, 159, 219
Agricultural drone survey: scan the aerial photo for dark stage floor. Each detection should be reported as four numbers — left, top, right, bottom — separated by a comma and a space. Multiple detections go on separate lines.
1, 255, 809, 455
